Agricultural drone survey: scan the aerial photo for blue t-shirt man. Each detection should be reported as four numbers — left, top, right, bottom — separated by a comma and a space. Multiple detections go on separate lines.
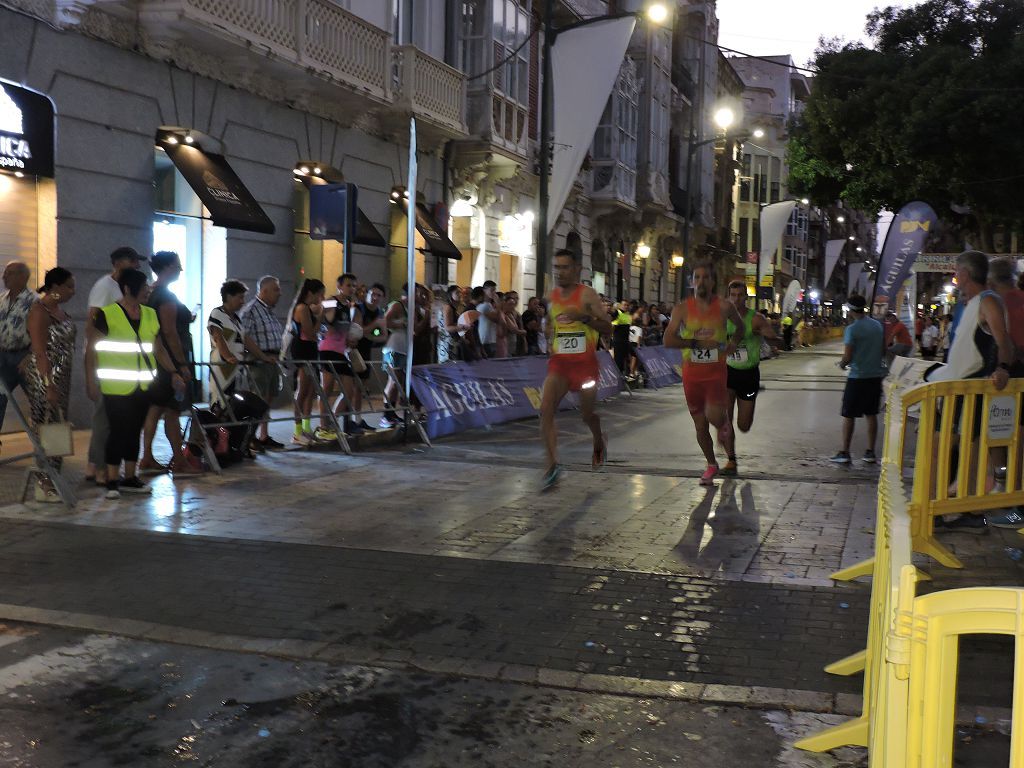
844, 315, 885, 379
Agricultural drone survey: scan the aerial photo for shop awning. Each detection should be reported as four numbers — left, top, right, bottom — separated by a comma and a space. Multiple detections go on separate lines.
159, 139, 275, 234
352, 208, 385, 247
399, 199, 462, 260
304, 178, 386, 247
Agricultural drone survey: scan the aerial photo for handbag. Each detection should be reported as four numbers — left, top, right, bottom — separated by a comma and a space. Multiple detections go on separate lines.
347, 347, 368, 374
39, 409, 74, 457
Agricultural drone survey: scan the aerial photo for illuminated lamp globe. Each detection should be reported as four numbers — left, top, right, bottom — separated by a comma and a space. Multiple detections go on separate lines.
646, 3, 669, 23
713, 107, 735, 131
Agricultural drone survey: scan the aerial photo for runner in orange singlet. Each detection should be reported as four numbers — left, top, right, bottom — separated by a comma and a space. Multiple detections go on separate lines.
540, 249, 614, 490
664, 261, 746, 486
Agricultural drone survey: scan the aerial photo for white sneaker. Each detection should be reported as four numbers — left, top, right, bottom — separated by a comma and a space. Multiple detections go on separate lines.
291, 432, 312, 446
378, 418, 399, 429
105, 488, 121, 500
34, 484, 61, 504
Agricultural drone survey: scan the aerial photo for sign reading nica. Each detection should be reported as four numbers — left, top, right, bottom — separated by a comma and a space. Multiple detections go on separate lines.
0, 81, 54, 177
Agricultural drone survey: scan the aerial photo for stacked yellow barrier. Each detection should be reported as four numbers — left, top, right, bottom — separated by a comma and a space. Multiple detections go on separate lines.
831, 378, 1024, 581
894, 571, 1024, 766
795, 386, 913, 751
799, 377, 1024, 761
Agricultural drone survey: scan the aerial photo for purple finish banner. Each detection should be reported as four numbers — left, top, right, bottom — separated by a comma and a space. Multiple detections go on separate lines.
871, 200, 937, 307
636, 346, 682, 389
410, 352, 624, 439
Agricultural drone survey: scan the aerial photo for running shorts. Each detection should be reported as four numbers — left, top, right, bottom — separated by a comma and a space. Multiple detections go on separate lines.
841, 377, 882, 419
726, 365, 760, 401
682, 373, 728, 415
319, 349, 353, 377
547, 354, 600, 393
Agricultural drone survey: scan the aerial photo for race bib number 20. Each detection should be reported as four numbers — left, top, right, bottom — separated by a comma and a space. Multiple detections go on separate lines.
556, 332, 586, 354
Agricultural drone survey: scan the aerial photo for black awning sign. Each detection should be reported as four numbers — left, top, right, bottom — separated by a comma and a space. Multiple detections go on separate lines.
400, 200, 462, 260
0, 81, 54, 178
160, 139, 275, 234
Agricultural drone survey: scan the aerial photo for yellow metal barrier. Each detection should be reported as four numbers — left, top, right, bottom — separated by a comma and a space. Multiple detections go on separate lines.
831, 377, 1024, 581
896, 574, 1024, 767
800, 377, 1024, 758
796, 384, 913, 752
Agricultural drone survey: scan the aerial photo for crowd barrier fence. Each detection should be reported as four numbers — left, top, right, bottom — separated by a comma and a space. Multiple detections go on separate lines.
0, 378, 77, 508
797, 377, 1024, 765
832, 376, 1024, 581
191, 358, 428, 472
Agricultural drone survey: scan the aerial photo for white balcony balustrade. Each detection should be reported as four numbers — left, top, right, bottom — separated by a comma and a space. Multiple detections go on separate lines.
138, 0, 391, 102
391, 45, 467, 135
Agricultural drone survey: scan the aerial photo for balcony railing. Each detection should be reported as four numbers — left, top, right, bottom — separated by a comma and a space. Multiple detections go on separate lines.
560, 0, 610, 19
392, 45, 467, 134
591, 160, 637, 207
141, 0, 390, 101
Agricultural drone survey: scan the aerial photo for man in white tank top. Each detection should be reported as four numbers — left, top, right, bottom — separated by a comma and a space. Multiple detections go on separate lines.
927, 251, 1014, 533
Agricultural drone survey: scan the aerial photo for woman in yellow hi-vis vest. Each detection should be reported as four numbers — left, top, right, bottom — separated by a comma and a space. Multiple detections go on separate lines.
84, 269, 184, 500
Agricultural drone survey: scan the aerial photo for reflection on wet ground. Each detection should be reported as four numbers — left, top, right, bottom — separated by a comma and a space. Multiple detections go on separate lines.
0, 624, 1010, 768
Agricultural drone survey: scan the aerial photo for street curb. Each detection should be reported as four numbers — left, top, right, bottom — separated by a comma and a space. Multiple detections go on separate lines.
0, 602, 1010, 728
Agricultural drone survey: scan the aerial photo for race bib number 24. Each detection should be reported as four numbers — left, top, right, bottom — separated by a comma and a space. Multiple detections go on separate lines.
692, 346, 719, 363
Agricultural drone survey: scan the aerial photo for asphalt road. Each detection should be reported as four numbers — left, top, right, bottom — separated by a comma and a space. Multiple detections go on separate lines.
428, 342, 880, 483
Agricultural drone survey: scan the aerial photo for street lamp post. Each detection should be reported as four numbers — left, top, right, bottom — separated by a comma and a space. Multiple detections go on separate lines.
535, 2, 669, 299
679, 107, 737, 299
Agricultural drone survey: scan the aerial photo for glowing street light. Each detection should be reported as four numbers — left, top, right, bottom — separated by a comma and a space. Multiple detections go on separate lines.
645, 2, 669, 23
713, 107, 735, 131
752, 127, 765, 139
836, 215, 845, 223
636, 242, 651, 260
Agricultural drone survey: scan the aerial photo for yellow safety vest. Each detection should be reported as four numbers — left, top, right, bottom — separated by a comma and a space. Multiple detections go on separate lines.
95, 303, 160, 395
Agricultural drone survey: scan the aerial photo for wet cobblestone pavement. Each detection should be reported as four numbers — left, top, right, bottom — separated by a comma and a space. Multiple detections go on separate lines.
0, 623, 1010, 767
0, 346, 1018, 764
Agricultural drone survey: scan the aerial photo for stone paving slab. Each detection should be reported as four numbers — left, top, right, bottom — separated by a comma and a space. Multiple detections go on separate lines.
2, 449, 1020, 591
0, 518, 1013, 707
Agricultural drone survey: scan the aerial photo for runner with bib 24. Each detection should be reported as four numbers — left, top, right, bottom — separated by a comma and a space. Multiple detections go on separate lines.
664, 261, 746, 486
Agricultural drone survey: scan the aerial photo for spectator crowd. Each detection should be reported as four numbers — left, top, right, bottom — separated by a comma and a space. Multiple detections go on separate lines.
2, 247, 1022, 502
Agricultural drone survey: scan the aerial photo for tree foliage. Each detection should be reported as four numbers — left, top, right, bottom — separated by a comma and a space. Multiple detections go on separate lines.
787, 0, 1024, 243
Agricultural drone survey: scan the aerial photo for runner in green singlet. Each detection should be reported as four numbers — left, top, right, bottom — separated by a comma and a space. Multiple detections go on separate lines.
720, 280, 779, 476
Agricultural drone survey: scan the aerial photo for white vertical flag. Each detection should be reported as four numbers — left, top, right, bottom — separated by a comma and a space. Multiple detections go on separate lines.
782, 280, 802, 315
848, 262, 863, 294
405, 118, 417, 401
546, 16, 637, 232
759, 201, 797, 281
824, 239, 844, 289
